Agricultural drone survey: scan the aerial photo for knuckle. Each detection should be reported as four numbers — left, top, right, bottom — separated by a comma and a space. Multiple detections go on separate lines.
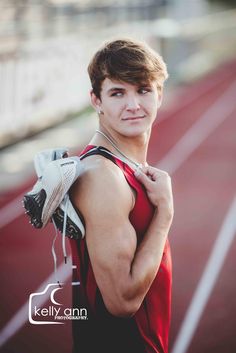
159, 171, 169, 178
162, 171, 169, 177
155, 168, 169, 177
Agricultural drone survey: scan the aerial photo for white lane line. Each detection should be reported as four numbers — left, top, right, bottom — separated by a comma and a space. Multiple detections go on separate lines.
0, 193, 26, 229
157, 80, 236, 174
0, 76, 235, 346
0, 256, 72, 347
171, 196, 236, 353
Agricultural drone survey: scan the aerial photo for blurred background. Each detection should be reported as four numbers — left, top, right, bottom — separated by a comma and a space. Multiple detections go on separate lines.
0, 0, 236, 353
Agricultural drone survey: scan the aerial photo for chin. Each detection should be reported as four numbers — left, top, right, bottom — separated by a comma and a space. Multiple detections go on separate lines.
120, 118, 153, 136
120, 125, 149, 138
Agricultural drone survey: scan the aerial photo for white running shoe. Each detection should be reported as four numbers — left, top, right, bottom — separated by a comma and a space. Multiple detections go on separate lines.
52, 190, 85, 240
23, 148, 85, 239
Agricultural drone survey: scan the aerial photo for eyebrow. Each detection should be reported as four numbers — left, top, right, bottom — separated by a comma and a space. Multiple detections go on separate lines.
106, 84, 152, 94
107, 87, 126, 94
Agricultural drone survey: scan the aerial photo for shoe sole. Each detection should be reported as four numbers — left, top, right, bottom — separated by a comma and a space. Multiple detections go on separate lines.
23, 189, 47, 228
52, 207, 83, 240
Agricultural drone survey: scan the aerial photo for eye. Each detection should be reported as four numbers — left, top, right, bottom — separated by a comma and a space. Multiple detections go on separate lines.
138, 87, 151, 94
111, 91, 124, 97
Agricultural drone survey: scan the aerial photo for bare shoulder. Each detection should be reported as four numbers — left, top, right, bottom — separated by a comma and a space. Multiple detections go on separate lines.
70, 155, 134, 217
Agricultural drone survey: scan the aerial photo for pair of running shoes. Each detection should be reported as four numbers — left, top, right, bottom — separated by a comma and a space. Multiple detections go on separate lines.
23, 146, 122, 241
23, 147, 86, 240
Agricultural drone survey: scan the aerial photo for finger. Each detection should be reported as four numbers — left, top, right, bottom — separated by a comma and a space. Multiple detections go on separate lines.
143, 165, 162, 175
143, 166, 169, 180
136, 167, 158, 182
134, 168, 153, 187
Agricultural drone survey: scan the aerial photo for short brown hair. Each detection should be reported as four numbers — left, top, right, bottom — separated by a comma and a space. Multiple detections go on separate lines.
87, 38, 168, 99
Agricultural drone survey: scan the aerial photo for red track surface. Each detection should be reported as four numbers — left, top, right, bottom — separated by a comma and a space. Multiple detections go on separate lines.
0, 59, 236, 353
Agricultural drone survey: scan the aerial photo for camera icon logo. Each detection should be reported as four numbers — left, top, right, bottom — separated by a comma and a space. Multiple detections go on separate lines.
29, 282, 87, 325
29, 283, 64, 325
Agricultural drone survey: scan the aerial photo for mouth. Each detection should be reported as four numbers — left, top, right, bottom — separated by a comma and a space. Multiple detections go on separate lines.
122, 115, 145, 121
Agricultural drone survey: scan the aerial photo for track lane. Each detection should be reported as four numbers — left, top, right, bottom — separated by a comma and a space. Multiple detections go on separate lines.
169, 109, 236, 352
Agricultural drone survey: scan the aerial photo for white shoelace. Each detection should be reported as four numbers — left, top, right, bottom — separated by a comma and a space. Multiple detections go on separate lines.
51, 194, 69, 286
62, 193, 69, 264
52, 218, 62, 286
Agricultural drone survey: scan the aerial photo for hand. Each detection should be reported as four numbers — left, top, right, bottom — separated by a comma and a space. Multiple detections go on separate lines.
134, 165, 174, 214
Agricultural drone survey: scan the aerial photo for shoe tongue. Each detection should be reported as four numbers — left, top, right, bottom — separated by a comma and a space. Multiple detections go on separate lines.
34, 148, 69, 178
55, 148, 69, 160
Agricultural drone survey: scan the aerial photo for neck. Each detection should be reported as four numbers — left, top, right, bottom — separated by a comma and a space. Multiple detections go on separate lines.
89, 125, 150, 166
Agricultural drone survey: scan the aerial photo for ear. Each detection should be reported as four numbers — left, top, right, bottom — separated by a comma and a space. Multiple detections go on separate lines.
90, 90, 102, 113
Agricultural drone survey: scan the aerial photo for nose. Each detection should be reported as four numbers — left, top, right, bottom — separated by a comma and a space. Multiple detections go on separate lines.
125, 93, 141, 112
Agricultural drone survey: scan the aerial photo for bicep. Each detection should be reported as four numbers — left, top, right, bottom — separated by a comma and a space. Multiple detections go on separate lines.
71, 162, 137, 314
85, 206, 137, 309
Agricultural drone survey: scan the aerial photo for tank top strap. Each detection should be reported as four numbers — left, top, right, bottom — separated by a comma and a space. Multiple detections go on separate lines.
80, 145, 138, 186
80, 145, 117, 165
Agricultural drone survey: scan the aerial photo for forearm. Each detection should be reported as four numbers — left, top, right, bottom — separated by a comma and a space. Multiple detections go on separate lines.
123, 205, 173, 304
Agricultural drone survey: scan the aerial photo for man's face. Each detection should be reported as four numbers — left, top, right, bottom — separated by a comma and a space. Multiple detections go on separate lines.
91, 78, 161, 138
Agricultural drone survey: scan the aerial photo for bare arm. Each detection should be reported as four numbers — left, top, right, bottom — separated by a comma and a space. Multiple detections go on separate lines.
71, 158, 173, 317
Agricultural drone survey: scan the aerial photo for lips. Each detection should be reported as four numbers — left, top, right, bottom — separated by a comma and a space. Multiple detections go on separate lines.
122, 115, 145, 121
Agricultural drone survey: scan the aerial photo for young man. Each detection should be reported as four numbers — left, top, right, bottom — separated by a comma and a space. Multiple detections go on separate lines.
69, 38, 174, 353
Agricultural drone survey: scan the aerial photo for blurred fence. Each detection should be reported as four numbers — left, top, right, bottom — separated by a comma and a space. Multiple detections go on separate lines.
0, 3, 236, 149
0, 37, 93, 147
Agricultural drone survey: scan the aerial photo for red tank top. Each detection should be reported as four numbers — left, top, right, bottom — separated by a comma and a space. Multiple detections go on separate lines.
70, 145, 172, 353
